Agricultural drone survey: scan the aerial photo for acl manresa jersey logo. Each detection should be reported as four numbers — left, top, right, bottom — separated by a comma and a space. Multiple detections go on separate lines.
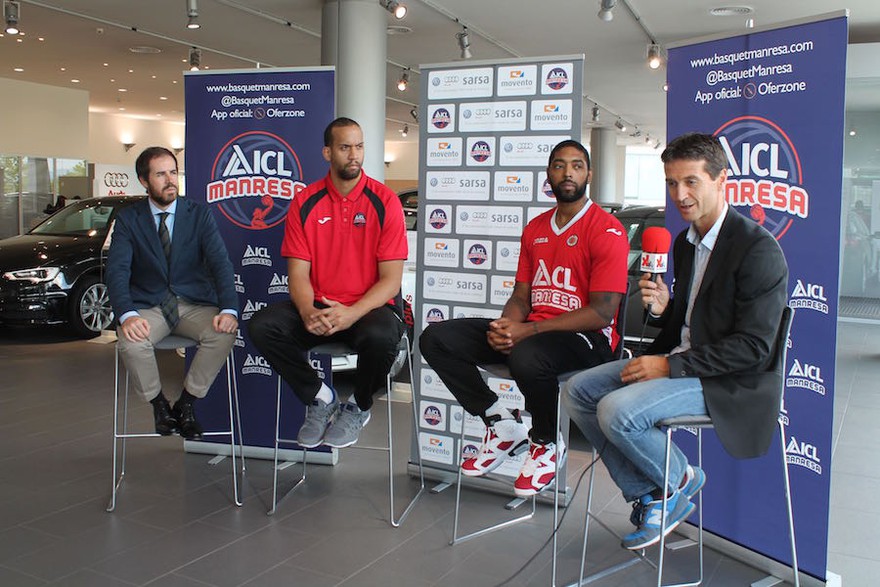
715, 116, 809, 240
207, 131, 307, 230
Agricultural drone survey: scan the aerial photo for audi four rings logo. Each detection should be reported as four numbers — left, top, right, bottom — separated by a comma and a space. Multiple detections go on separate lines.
103, 172, 130, 188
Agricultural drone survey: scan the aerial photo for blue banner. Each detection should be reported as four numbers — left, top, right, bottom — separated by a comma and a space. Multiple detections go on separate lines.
666, 15, 847, 580
184, 68, 335, 451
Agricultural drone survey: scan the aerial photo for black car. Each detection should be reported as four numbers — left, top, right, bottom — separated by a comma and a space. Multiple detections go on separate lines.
0, 196, 144, 337
397, 187, 418, 231
613, 205, 666, 354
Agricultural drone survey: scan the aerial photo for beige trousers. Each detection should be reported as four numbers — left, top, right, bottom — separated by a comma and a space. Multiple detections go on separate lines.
116, 301, 235, 402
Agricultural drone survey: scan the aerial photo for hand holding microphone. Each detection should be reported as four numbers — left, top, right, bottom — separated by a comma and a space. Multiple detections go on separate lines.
639, 227, 672, 315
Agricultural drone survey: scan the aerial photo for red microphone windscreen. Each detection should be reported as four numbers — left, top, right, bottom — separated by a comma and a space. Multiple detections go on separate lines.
642, 227, 672, 254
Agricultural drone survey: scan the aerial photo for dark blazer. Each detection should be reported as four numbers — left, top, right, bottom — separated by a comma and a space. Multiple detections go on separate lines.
647, 208, 788, 459
107, 197, 238, 317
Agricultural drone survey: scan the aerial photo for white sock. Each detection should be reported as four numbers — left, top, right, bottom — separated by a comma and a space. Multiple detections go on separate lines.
485, 402, 513, 420
314, 383, 335, 404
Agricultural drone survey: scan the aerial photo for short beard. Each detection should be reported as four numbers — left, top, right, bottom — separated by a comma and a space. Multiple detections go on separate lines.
148, 187, 177, 207
337, 164, 361, 181
551, 181, 587, 203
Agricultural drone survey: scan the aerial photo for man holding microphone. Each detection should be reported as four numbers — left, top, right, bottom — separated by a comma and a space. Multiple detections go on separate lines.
562, 133, 789, 550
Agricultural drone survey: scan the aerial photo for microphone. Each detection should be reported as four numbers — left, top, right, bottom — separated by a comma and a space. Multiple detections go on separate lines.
640, 226, 672, 314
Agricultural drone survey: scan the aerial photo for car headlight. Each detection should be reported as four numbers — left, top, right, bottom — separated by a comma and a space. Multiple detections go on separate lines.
3, 267, 61, 283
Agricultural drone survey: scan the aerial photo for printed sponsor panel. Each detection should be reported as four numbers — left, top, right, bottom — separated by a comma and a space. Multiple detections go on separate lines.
427, 67, 494, 100
465, 136, 496, 167
419, 432, 455, 465
489, 274, 516, 306
528, 206, 553, 223
426, 137, 463, 167
420, 368, 456, 401
499, 135, 570, 166
459, 101, 527, 133
495, 240, 521, 272
427, 103, 456, 133
493, 171, 534, 201
530, 99, 573, 131
423, 271, 487, 304
535, 171, 557, 202
420, 400, 447, 431
497, 64, 538, 97
449, 405, 486, 437
456, 205, 523, 236
424, 204, 453, 234
463, 239, 493, 270
426, 171, 490, 201
423, 237, 461, 268
486, 376, 526, 410
421, 303, 450, 328
541, 63, 574, 95
452, 305, 502, 319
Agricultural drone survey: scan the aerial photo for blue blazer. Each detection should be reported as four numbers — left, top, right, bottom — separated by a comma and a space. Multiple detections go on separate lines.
107, 197, 238, 316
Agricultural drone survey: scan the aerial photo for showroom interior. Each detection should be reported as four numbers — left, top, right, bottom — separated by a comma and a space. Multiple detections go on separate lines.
1, 1, 880, 586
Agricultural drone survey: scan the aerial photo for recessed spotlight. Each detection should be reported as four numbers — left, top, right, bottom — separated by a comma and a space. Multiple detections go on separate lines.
118, 88, 127, 92
38, 37, 44, 41
159, 96, 168, 100
172, 80, 178, 84
60, 67, 66, 71
71, 79, 80, 83
110, 78, 115, 82
128, 69, 134, 73
13, 67, 23, 72
103, 62, 108, 67
710, 6, 754, 16
15, 37, 21, 42
118, 108, 125, 111
151, 75, 157, 79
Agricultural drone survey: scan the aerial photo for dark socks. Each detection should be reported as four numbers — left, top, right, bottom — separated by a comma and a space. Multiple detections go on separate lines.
150, 391, 169, 406
176, 389, 198, 405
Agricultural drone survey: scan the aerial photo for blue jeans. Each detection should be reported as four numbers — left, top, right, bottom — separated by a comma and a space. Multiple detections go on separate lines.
561, 358, 707, 501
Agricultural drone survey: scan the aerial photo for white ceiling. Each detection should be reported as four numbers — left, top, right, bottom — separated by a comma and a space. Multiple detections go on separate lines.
2, 0, 879, 148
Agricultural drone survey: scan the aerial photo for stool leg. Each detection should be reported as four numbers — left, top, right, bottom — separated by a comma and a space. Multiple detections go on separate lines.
107, 346, 123, 512
269, 375, 306, 515
657, 427, 674, 587
552, 393, 562, 587
779, 419, 800, 587
224, 355, 241, 507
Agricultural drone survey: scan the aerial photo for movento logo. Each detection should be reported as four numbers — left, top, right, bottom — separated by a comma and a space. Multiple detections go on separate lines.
207, 131, 307, 230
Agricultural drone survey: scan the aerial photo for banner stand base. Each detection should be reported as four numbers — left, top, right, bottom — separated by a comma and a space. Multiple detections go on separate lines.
185, 440, 338, 466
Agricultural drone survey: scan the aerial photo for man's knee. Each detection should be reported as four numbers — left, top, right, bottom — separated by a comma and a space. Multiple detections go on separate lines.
419, 322, 441, 359
247, 305, 277, 348
596, 392, 637, 439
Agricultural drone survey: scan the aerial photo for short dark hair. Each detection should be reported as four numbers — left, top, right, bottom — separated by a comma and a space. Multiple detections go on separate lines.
323, 117, 361, 147
661, 133, 727, 179
135, 147, 178, 181
547, 140, 591, 170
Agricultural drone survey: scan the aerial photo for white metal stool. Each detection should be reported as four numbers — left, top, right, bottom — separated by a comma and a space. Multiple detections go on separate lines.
269, 331, 426, 527
567, 307, 798, 587
107, 334, 244, 512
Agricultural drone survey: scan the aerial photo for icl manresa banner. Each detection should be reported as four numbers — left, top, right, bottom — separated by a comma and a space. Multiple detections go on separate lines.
183, 68, 335, 453
667, 13, 847, 581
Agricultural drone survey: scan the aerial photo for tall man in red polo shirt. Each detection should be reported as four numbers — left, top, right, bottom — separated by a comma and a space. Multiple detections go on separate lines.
249, 117, 408, 449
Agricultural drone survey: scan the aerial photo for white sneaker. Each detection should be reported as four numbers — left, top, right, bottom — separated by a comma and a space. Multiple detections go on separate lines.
460, 417, 529, 477
514, 437, 566, 497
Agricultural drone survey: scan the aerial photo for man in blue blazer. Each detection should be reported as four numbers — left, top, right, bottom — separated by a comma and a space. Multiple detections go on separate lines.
562, 133, 789, 551
107, 147, 239, 440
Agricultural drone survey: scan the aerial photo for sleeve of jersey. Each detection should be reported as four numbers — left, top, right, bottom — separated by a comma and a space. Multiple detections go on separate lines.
376, 191, 408, 262
588, 217, 629, 293
280, 198, 311, 260
514, 224, 533, 283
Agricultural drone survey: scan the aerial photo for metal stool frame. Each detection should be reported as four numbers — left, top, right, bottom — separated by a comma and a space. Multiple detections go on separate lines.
268, 331, 426, 528
107, 334, 245, 512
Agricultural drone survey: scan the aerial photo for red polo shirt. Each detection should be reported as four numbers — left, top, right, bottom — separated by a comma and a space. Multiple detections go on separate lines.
281, 171, 407, 306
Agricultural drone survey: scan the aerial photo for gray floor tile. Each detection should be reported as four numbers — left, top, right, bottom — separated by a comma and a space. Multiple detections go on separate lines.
827, 552, 880, 587
0, 565, 47, 586
241, 564, 338, 587
0, 525, 61, 564
827, 505, 880, 561
45, 569, 137, 587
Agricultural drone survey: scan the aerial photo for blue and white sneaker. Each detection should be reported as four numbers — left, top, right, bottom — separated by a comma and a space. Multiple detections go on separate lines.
622, 490, 695, 550
681, 465, 706, 499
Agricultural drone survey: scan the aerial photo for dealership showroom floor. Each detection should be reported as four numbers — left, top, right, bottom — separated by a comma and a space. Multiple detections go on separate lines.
0, 321, 876, 587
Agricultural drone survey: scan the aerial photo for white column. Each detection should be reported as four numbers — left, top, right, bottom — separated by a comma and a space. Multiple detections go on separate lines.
590, 127, 622, 206
322, 0, 387, 181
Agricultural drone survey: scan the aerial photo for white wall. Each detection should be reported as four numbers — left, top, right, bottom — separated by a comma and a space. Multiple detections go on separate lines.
89, 112, 185, 170
383, 139, 418, 182
0, 77, 89, 158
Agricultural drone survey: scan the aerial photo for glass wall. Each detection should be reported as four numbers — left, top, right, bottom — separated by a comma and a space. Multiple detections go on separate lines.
0, 155, 88, 239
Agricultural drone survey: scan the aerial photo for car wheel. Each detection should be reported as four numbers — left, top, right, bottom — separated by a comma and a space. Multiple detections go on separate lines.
68, 275, 114, 337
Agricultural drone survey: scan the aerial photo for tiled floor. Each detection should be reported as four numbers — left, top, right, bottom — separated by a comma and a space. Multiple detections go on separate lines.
0, 321, 876, 586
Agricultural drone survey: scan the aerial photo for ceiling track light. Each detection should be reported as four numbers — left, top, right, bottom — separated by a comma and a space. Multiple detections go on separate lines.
614, 118, 626, 132
401, 124, 409, 137
397, 69, 409, 92
189, 46, 201, 71
186, 0, 200, 29
381, 0, 407, 20
591, 104, 600, 122
5, 0, 20, 35
647, 43, 662, 69
456, 26, 472, 60
597, 0, 616, 22
410, 107, 419, 122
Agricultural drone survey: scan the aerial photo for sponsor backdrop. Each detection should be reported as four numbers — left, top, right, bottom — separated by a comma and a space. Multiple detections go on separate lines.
183, 67, 335, 452
666, 13, 846, 580
412, 56, 583, 496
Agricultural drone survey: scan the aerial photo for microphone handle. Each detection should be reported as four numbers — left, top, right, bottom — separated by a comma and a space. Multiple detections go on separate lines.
645, 272, 662, 316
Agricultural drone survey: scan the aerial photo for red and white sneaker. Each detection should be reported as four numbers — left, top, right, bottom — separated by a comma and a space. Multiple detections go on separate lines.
514, 438, 567, 497
461, 418, 529, 477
